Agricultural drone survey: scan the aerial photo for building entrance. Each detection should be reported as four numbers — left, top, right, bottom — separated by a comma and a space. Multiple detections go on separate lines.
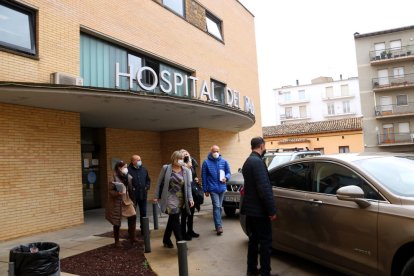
81, 127, 102, 210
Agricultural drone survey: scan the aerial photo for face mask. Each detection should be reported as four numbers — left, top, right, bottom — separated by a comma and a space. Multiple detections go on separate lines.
121, 167, 128, 175
212, 152, 219, 159
261, 149, 267, 158
177, 160, 185, 166
137, 161, 142, 167
184, 156, 189, 163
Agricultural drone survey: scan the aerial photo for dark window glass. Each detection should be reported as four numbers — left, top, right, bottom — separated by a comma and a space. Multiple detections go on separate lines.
206, 12, 223, 40
0, 2, 36, 55
212, 79, 225, 104
314, 162, 380, 200
143, 58, 159, 86
270, 163, 311, 192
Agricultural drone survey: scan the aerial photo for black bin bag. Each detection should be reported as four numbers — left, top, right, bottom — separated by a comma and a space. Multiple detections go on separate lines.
9, 242, 60, 276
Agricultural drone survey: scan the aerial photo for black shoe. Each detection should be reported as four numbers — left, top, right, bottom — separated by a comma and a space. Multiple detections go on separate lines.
188, 231, 200, 238
216, 227, 223, 236
163, 240, 174, 248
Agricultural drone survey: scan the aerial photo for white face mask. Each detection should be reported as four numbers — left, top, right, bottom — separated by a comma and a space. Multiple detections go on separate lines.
121, 167, 128, 175
212, 152, 219, 159
177, 160, 185, 166
137, 161, 142, 167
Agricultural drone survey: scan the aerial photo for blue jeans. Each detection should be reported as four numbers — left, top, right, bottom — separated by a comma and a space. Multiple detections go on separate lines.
210, 191, 224, 229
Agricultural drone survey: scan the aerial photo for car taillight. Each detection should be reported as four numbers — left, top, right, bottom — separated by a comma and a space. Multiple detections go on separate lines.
239, 186, 245, 196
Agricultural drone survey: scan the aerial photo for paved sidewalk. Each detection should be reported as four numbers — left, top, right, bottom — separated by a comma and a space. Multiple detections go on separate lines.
0, 201, 213, 276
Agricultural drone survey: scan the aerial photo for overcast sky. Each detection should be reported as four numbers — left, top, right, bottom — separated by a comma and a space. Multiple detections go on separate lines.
238, 0, 414, 126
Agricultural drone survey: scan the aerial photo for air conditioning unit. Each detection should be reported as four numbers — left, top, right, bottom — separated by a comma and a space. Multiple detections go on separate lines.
50, 72, 83, 86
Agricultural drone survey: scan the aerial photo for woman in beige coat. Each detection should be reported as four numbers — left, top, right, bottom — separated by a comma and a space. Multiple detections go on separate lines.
105, 160, 137, 247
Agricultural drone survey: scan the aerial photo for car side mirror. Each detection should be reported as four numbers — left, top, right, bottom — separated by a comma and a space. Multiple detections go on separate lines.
336, 185, 371, 208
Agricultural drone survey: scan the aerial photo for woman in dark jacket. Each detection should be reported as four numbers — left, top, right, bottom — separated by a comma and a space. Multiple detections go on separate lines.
154, 151, 194, 248
105, 160, 138, 247
180, 149, 202, 240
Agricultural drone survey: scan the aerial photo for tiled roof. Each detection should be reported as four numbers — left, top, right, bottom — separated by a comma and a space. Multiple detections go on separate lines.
263, 117, 363, 138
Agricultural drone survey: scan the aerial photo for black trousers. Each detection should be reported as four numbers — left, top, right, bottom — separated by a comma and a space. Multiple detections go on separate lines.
246, 216, 273, 276
163, 213, 183, 243
181, 206, 195, 235
135, 198, 147, 230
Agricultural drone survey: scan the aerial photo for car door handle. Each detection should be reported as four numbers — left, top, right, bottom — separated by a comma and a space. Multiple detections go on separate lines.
308, 199, 323, 205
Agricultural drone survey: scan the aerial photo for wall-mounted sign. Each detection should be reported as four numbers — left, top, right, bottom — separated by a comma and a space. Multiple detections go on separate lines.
115, 63, 255, 115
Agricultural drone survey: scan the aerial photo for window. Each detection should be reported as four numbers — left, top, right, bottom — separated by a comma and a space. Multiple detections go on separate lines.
342, 101, 350, 113
399, 122, 410, 133
162, 0, 184, 17
397, 95, 408, 106
374, 42, 385, 58
314, 162, 379, 199
206, 12, 223, 40
339, 146, 349, 153
393, 67, 404, 78
340, 85, 349, 96
327, 103, 335, 115
299, 105, 307, 118
285, 107, 292, 118
298, 90, 305, 100
314, 148, 325, 154
212, 79, 225, 104
325, 86, 334, 98
283, 91, 291, 102
0, 2, 36, 55
270, 163, 312, 192
390, 40, 402, 50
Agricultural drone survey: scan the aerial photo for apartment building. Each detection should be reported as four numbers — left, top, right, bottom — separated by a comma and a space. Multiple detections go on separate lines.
354, 25, 414, 152
271, 76, 362, 126
0, 0, 260, 240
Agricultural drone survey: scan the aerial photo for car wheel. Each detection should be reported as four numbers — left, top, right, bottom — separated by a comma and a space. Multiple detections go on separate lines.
223, 207, 236, 217
401, 256, 414, 276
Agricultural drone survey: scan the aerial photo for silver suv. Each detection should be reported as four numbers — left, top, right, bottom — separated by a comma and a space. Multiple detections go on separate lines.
223, 150, 321, 216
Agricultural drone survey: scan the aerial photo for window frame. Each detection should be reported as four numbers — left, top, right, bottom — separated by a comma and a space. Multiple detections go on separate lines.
396, 94, 408, 106
0, 1, 37, 56
205, 11, 223, 41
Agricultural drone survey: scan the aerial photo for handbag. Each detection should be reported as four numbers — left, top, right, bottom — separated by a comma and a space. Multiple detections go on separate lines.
191, 182, 204, 205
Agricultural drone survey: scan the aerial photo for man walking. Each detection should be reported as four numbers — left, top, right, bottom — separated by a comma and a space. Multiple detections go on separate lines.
128, 155, 151, 234
241, 137, 277, 276
201, 145, 231, 235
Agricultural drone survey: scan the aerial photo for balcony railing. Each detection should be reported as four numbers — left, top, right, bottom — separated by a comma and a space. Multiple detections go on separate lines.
370, 45, 414, 61
378, 132, 414, 145
280, 114, 310, 122
372, 73, 414, 89
375, 102, 414, 117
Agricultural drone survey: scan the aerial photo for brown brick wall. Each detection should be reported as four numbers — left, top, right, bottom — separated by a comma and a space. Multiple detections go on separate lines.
0, 103, 82, 241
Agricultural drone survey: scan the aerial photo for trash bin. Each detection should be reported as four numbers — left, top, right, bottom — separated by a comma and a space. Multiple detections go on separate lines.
9, 242, 60, 276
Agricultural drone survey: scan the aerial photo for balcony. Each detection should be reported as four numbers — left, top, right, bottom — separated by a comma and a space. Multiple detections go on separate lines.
278, 97, 310, 106
370, 45, 414, 65
377, 132, 414, 146
321, 93, 354, 101
372, 73, 414, 91
323, 111, 356, 118
374, 103, 414, 118
280, 114, 310, 123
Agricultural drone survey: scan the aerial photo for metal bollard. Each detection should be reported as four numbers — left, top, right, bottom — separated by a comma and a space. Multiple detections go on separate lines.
177, 241, 188, 276
142, 217, 151, 253
152, 203, 159, 230
8, 262, 14, 276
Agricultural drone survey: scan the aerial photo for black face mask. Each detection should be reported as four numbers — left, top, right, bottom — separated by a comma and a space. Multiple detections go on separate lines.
261, 149, 267, 158
184, 156, 189, 163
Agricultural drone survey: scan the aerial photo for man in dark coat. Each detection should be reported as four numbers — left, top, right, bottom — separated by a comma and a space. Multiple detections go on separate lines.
128, 154, 151, 233
241, 137, 277, 276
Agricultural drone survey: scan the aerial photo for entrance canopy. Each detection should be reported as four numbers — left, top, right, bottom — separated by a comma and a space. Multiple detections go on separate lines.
0, 83, 255, 132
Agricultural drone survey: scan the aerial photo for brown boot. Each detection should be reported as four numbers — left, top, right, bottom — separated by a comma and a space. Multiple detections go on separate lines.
128, 216, 139, 243
113, 225, 121, 247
